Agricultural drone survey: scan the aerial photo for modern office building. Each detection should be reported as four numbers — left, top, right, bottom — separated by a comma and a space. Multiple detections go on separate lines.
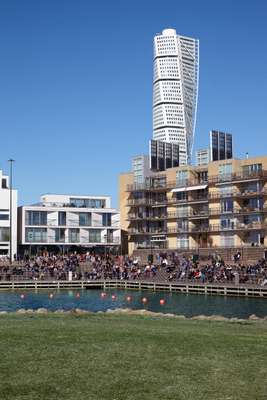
119, 155, 267, 254
196, 148, 210, 166
210, 130, 233, 161
149, 140, 179, 171
153, 28, 199, 165
0, 169, 17, 259
18, 194, 120, 254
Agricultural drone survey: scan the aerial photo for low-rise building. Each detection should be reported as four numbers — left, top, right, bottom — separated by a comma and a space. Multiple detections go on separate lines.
18, 194, 120, 254
119, 155, 267, 254
0, 169, 17, 259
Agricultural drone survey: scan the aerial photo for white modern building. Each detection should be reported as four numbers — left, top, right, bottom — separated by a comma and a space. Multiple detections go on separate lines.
196, 148, 210, 166
153, 28, 199, 165
18, 194, 120, 254
0, 169, 17, 259
132, 155, 151, 184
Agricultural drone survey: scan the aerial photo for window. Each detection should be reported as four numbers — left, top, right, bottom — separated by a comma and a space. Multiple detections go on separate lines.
55, 228, 65, 243
177, 235, 189, 249
102, 213, 111, 226
2, 179, 7, 189
25, 228, 47, 243
0, 214, 9, 220
89, 229, 101, 243
176, 170, 188, 186
242, 164, 262, 176
220, 218, 234, 229
58, 212, 66, 226
70, 198, 105, 208
25, 211, 47, 226
221, 199, 233, 213
69, 228, 80, 243
0, 227, 9, 242
79, 213, 91, 226
218, 163, 232, 181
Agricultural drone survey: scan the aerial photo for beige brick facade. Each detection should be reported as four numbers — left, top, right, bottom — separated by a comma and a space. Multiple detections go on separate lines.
119, 156, 267, 255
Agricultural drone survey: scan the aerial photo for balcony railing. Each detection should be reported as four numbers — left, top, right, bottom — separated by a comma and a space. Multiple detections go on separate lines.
127, 196, 208, 207
127, 214, 167, 221
129, 222, 267, 236
126, 179, 208, 192
209, 170, 267, 185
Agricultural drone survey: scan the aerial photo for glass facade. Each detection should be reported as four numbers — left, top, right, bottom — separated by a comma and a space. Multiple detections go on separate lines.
69, 198, 105, 208
25, 228, 47, 242
26, 211, 47, 226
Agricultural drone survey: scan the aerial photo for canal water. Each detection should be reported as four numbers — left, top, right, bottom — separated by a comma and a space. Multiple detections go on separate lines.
0, 289, 266, 318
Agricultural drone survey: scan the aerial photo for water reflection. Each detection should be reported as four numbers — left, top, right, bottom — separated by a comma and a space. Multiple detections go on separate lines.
0, 290, 266, 318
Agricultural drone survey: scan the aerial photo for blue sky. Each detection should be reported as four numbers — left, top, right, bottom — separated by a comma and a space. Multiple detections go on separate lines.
0, 0, 267, 207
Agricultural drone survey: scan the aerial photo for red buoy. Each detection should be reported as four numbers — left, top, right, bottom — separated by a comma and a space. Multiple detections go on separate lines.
49, 293, 54, 299
126, 296, 132, 302
100, 292, 107, 298
20, 294, 25, 299
142, 297, 148, 304
159, 299, 165, 305
76, 293, 80, 298
111, 294, 116, 301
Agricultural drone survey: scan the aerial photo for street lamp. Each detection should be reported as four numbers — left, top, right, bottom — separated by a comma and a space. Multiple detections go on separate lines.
8, 159, 15, 265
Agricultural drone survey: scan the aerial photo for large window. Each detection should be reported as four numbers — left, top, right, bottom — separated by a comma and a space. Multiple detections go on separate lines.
0, 214, 9, 220
25, 228, 47, 243
176, 170, 188, 186
218, 163, 232, 181
26, 211, 47, 226
58, 212, 66, 226
69, 198, 105, 209
79, 213, 91, 226
102, 213, 111, 226
221, 199, 233, 213
89, 229, 101, 243
69, 228, 80, 243
0, 227, 9, 242
242, 164, 262, 176
55, 228, 65, 243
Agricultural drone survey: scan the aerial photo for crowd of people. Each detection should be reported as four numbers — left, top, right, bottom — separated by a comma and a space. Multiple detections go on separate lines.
0, 251, 267, 286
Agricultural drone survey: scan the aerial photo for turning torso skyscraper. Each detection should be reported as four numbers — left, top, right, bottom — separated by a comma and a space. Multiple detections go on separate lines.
153, 28, 199, 165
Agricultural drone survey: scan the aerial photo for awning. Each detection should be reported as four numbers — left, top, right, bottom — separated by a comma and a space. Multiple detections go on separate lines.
171, 184, 207, 193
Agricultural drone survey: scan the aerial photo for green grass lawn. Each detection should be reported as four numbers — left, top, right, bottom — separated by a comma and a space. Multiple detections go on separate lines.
0, 314, 266, 400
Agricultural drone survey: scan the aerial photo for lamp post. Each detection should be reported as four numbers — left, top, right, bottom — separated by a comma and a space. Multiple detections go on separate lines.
8, 159, 15, 265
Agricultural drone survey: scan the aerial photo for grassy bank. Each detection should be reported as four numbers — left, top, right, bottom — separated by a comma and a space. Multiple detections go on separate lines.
0, 313, 266, 400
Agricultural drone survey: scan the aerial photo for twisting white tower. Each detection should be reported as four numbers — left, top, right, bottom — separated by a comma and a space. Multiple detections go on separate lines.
153, 28, 199, 165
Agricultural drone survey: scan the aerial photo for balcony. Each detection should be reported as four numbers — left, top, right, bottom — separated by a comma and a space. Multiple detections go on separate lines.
209, 170, 267, 185
128, 228, 167, 235
126, 179, 208, 192
127, 214, 166, 221
167, 210, 209, 219
209, 207, 267, 217
208, 189, 267, 200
